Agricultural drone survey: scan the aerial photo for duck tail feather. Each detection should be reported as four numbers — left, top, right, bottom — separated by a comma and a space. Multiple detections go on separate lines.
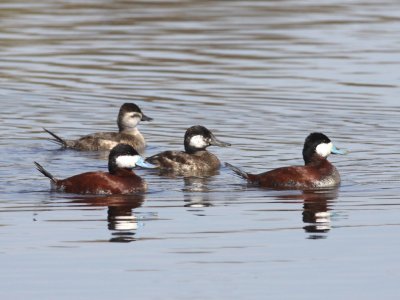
225, 162, 249, 180
43, 128, 68, 148
34, 161, 57, 183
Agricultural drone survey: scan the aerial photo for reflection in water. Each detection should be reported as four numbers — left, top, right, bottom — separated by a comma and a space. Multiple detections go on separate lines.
152, 169, 218, 209
183, 176, 214, 211
277, 188, 338, 239
302, 189, 338, 239
71, 194, 145, 243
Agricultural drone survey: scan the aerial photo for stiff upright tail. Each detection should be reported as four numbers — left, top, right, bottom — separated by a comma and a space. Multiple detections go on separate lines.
225, 162, 249, 180
43, 128, 68, 148
34, 161, 57, 183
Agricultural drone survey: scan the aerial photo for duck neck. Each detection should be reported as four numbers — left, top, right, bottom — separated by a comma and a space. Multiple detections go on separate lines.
304, 154, 329, 166
184, 144, 206, 154
109, 167, 134, 176
119, 126, 140, 135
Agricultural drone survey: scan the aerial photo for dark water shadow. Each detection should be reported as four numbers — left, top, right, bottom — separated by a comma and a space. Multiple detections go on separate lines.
276, 188, 339, 239
145, 169, 219, 210
70, 194, 145, 243
182, 176, 215, 211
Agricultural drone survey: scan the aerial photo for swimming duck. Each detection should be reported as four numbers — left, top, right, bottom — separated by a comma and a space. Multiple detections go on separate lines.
226, 132, 345, 189
44, 103, 152, 154
34, 144, 155, 194
146, 125, 231, 174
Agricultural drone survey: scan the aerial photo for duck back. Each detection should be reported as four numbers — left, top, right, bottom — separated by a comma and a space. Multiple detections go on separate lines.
56, 169, 147, 194
147, 150, 221, 174
70, 131, 145, 153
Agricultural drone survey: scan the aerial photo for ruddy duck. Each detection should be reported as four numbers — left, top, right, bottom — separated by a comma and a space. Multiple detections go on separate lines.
226, 132, 346, 189
146, 125, 231, 174
44, 103, 152, 154
34, 144, 156, 194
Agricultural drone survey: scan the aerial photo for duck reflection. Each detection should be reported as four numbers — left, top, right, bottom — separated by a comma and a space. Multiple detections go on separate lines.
182, 174, 217, 211
153, 168, 217, 209
277, 188, 338, 239
71, 193, 145, 243
302, 188, 338, 237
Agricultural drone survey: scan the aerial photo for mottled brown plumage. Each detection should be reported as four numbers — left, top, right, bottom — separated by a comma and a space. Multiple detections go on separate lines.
44, 103, 152, 154
146, 125, 230, 175
147, 150, 221, 174
64, 131, 146, 153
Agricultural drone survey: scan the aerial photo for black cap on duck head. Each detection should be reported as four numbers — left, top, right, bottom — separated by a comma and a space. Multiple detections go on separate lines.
117, 103, 153, 132
303, 133, 331, 164
108, 144, 139, 173
108, 143, 156, 173
183, 125, 231, 154
302, 132, 345, 164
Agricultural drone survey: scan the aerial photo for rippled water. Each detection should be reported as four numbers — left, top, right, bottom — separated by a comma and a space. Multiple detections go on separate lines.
1, 0, 400, 299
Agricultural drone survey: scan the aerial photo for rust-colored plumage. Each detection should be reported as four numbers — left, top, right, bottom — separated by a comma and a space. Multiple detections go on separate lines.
35, 144, 149, 195
226, 132, 345, 190
51, 169, 147, 194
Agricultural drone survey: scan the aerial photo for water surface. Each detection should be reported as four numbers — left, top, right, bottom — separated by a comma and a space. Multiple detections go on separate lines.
1, 1, 400, 299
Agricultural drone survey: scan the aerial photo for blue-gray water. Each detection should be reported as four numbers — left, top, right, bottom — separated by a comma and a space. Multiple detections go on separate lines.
1, 0, 400, 299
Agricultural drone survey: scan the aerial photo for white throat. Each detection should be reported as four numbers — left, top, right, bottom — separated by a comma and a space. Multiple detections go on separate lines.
189, 135, 207, 148
116, 155, 141, 168
316, 142, 333, 158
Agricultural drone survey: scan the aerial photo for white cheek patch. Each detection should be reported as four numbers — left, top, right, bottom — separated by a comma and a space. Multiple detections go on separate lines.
116, 155, 140, 168
189, 135, 207, 148
123, 113, 141, 128
316, 142, 333, 157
